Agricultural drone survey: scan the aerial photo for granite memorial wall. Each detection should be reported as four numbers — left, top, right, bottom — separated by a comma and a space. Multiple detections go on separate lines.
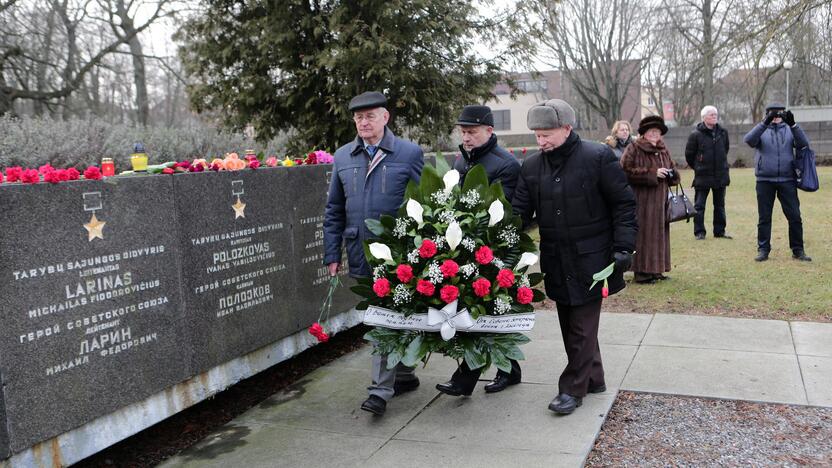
0, 165, 355, 460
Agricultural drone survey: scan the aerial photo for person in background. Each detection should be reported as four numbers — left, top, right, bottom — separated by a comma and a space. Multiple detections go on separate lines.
620, 115, 681, 284
512, 99, 637, 415
323, 91, 425, 416
604, 120, 634, 159
685, 105, 731, 240
436, 105, 522, 397
743, 103, 812, 262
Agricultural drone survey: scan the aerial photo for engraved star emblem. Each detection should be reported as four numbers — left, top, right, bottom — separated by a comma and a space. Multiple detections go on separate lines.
232, 196, 246, 219
83, 213, 106, 241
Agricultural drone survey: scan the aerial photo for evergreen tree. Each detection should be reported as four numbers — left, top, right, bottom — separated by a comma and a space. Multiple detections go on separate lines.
179, 0, 518, 151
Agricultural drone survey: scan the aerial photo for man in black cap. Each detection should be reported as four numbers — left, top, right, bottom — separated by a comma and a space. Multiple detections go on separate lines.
324, 91, 425, 416
513, 99, 637, 415
435, 105, 523, 397
743, 103, 812, 262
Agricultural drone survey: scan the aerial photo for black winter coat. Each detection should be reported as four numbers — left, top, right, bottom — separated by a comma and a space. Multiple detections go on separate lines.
454, 135, 521, 201
685, 122, 730, 188
512, 132, 638, 306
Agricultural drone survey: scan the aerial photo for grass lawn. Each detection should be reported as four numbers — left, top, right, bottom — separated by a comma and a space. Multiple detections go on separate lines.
536, 167, 831, 322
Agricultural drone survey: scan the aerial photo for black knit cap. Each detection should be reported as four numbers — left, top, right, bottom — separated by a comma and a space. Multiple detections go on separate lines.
637, 115, 668, 135
456, 105, 494, 127
348, 91, 388, 112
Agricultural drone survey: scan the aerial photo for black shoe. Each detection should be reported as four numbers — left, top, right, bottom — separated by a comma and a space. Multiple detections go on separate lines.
695, 233, 706, 240
635, 277, 657, 284
655, 274, 670, 281
483, 372, 521, 393
793, 251, 812, 262
393, 377, 420, 396
435, 380, 473, 397
588, 384, 607, 394
715, 233, 733, 239
755, 250, 769, 262
548, 393, 582, 415
360, 395, 386, 415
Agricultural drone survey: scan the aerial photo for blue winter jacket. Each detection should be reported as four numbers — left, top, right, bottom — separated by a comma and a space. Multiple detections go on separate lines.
324, 128, 424, 277
743, 122, 809, 182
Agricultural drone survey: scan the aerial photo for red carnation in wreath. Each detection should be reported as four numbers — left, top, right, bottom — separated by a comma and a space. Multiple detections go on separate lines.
496, 269, 515, 288
474, 245, 494, 265
440, 259, 459, 278
373, 278, 391, 297
472, 278, 491, 297
419, 239, 437, 258
440, 285, 459, 303
517, 287, 534, 305
396, 264, 414, 283
416, 279, 435, 296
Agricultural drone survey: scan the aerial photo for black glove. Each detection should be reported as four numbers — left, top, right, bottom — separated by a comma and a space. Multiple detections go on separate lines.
613, 251, 633, 273
783, 110, 795, 127
763, 110, 776, 125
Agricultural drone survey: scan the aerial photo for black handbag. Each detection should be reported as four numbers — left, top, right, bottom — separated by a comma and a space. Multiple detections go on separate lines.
666, 185, 697, 223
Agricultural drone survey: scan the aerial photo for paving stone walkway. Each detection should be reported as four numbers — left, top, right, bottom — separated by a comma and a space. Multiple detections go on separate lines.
160, 311, 832, 468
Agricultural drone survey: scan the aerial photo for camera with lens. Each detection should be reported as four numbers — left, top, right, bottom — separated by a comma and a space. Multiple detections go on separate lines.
666, 169, 675, 179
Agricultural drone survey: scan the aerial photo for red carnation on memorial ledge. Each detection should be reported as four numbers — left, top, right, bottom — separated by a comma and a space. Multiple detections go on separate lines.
44, 170, 61, 184
419, 239, 437, 258
373, 278, 391, 297
5, 166, 23, 182
162, 168, 175, 174
440, 259, 459, 278
517, 287, 533, 305
0, 171, 4, 184
56, 169, 70, 182
396, 264, 414, 283
416, 279, 435, 296
308, 322, 329, 342
21, 169, 40, 184
84, 166, 102, 180
496, 269, 515, 288
440, 285, 459, 303
474, 246, 494, 265
38, 163, 55, 174
248, 159, 261, 170
66, 168, 80, 180
472, 278, 491, 297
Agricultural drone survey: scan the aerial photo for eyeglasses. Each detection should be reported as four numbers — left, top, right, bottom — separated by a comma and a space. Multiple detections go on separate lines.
353, 113, 381, 123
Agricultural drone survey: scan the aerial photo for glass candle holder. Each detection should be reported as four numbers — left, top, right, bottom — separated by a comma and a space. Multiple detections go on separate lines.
101, 158, 115, 176
130, 153, 148, 172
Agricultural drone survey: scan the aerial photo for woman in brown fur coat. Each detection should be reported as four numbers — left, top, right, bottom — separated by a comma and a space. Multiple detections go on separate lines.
620, 116, 681, 284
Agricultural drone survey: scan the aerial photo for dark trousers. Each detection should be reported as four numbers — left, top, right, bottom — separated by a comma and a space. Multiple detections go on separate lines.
556, 299, 604, 397
451, 359, 521, 392
756, 181, 804, 253
693, 186, 727, 237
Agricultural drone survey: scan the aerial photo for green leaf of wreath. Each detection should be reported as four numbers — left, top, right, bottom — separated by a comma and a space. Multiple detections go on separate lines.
461, 165, 489, 194
401, 334, 424, 367
365, 219, 385, 236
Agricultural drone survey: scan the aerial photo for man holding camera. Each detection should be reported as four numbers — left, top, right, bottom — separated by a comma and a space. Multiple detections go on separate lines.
743, 103, 812, 262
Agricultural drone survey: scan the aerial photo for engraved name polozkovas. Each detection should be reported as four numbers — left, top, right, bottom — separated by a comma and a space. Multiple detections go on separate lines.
0, 175, 188, 456
174, 169, 294, 374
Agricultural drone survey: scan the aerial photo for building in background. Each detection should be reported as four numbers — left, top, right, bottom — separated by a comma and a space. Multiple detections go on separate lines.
488, 66, 642, 142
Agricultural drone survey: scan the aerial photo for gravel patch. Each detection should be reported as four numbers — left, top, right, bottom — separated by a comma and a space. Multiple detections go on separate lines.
586, 391, 832, 467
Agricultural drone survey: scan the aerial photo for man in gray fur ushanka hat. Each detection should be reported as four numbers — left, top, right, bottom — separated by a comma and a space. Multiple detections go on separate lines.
511, 99, 638, 415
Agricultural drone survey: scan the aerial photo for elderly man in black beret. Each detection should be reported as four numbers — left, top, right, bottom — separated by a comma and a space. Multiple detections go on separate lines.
512, 99, 637, 415
324, 91, 424, 416
435, 105, 523, 397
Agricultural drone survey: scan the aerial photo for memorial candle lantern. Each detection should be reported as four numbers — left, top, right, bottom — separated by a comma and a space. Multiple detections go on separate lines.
101, 158, 115, 176
130, 143, 149, 172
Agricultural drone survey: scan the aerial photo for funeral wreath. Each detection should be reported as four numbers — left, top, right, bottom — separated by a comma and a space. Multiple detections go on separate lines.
353, 163, 545, 373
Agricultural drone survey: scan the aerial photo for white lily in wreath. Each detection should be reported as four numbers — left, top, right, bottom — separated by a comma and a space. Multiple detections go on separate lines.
406, 198, 424, 225
488, 199, 504, 226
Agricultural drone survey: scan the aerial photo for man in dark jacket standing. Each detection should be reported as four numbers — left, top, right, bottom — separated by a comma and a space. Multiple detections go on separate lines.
685, 105, 731, 240
435, 105, 523, 397
512, 99, 637, 415
324, 91, 425, 416
743, 103, 811, 262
